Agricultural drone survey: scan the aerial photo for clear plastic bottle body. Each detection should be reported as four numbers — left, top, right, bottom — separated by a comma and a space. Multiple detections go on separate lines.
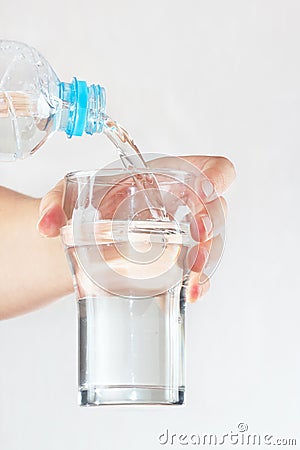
0, 40, 106, 161
0, 40, 61, 161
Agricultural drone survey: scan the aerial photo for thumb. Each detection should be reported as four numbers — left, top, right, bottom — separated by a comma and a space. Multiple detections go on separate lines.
37, 179, 67, 238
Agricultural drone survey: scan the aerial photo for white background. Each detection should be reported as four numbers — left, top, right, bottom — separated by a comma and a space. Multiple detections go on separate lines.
1, 1, 300, 449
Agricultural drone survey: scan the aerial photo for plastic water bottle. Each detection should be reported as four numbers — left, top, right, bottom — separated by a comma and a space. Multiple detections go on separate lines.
0, 40, 106, 161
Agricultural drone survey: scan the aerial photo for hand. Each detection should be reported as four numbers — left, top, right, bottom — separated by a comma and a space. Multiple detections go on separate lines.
38, 156, 236, 302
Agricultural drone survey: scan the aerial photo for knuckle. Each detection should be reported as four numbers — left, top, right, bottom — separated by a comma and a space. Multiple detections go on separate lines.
39, 185, 64, 213
220, 156, 236, 180
214, 155, 235, 169
213, 156, 236, 177
208, 157, 236, 192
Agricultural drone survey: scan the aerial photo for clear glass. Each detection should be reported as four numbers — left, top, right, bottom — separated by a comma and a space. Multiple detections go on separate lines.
61, 168, 201, 406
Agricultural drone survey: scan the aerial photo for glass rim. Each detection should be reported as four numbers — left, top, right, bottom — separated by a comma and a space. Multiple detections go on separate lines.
65, 168, 195, 185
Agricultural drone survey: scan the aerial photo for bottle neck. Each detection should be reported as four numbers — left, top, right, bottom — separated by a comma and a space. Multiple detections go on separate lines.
58, 78, 106, 137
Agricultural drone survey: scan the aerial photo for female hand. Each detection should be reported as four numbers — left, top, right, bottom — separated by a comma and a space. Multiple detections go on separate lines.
38, 155, 236, 303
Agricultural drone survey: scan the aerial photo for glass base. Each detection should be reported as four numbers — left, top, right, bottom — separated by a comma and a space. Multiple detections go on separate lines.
79, 385, 185, 406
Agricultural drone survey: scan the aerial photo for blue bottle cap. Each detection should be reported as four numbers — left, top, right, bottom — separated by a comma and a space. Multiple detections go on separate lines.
72, 78, 88, 136
59, 78, 105, 137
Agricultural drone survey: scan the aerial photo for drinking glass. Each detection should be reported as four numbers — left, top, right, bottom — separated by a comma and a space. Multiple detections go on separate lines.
61, 167, 216, 406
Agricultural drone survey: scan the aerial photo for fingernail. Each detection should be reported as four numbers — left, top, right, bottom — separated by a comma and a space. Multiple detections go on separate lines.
189, 283, 202, 303
202, 215, 213, 235
202, 179, 214, 199
37, 207, 51, 224
36, 207, 52, 236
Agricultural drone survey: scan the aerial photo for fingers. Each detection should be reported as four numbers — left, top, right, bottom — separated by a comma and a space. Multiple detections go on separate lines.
178, 156, 232, 303
148, 155, 236, 197
186, 271, 210, 303
37, 179, 67, 238
186, 195, 228, 302
149, 155, 234, 305
191, 196, 227, 242
181, 155, 236, 195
